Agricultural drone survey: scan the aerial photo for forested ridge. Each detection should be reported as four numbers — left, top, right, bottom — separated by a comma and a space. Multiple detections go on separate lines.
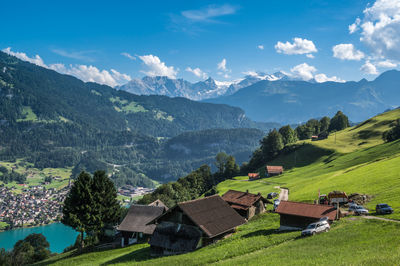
0, 52, 273, 185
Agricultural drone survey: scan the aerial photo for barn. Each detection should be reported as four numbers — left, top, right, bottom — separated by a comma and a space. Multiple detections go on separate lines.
118, 203, 167, 247
265, 165, 283, 177
221, 190, 270, 220
248, 173, 260, 180
148, 195, 246, 256
275, 201, 338, 231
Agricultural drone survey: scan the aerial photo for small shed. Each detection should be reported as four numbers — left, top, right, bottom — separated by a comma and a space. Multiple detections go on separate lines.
311, 135, 319, 141
148, 195, 246, 256
266, 165, 283, 177
118, 204, 166, 247
248, 173, 260, 180
275, 201, 338, 231
221, 190, 270, 219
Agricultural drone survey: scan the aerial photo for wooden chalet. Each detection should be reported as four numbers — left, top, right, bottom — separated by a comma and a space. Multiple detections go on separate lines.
248, 173, 260, 180
221, 190, 270, 220
118, 203, 167, 247
275, 201, 338, 231
148, 195, 246, 256
265, 165, 283, 177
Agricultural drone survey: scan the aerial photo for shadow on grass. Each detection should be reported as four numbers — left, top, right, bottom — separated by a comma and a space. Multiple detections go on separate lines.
101, 246, 151, 265
241, 228, 281, 238
34, 250, 80, 265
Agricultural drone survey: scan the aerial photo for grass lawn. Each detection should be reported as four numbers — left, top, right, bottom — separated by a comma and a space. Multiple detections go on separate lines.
37, 215, 400, 266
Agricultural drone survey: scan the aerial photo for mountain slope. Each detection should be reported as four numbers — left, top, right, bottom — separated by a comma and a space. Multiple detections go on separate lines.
0, 51, 274, 185
205, 71, 400, 123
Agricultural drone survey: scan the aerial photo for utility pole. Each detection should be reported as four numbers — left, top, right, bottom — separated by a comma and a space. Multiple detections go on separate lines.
335, 131, 337, 144
294, 150, 297, 167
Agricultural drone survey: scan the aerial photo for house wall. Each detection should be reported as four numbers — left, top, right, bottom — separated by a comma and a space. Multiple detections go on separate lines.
280, 214, 319, 230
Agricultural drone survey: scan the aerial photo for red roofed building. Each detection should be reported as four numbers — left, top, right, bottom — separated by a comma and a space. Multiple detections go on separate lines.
266, 165, 283, 177
248, 173, 260, 180
275, 201, 338, 231
222, 190, 271, 219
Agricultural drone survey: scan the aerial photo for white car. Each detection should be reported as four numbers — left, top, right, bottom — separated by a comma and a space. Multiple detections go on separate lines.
273, 199, 280, 211
301, 220, 330, 236
349, 205, 369, 215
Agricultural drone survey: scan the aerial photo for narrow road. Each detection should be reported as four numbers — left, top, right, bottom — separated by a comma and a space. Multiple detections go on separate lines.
360, 215, 400, 223
274, 186, 289, 201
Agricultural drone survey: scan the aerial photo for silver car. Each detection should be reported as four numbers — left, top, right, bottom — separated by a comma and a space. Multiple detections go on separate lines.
301, 220, 330, 236
349, 205, 369, 215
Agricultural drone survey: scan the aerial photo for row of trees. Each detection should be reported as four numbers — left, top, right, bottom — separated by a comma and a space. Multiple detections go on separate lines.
244, 111, 350, 172
0, 166, 27, 183
383, 119, 400, 142
62, 171, 121, 250
139, 152, 240, 207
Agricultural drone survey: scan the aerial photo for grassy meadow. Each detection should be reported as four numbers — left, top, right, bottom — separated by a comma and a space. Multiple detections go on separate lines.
36, 109, 400, 265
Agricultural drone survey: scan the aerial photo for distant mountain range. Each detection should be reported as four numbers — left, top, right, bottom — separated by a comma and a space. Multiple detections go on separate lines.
205, 70, 400, 123
118, 72, 294, 101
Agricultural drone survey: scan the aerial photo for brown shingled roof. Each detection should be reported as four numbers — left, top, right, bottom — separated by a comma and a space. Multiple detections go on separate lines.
118, 204, 166, 235
266, 165, 283, 174
222, 190, 269, 209
148, 199, 168, 210
177, 195, 246, 238
275, 201, 337, 221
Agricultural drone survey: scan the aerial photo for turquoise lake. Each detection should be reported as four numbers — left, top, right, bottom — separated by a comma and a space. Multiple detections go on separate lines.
0, 223, 79, 253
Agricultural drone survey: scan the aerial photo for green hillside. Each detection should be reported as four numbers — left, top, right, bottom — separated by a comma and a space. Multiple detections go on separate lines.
0, 51, 274, 185
36, 109, 400, 265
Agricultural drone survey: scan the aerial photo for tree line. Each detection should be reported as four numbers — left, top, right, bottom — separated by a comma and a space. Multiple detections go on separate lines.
243, 111, 350, 172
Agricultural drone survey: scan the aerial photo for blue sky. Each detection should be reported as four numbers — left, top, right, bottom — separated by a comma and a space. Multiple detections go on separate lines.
2, 0, 400, 86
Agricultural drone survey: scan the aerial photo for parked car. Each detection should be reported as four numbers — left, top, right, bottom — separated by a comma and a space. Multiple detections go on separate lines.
273, 199, 280, 211
349, 205, 369, 215
267, 192, 278, 199
301, 220, 330, 236
376, 204, 394, 215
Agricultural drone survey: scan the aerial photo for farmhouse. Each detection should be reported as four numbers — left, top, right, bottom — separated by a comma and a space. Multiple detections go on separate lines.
265, 165, 283, 176
148, 195, 246, 256
248, 173, 260, 180
221, 190, 270, 220
118, 204, 167, 247
275, 201, 338, 231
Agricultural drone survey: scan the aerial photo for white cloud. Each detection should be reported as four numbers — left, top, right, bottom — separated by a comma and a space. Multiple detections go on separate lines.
332, 43, 365, 60
2, 47, 131, 87
2, 47, 47, 67
52, 49, 94, 62
314, 73, 345, 83
257, 45, 264, 50
217, 58, 227, 71
356, 0, 400, 61
138, 54, 177, 78
349, 18, 361, 34
377, 60, 397, 67
290, 63, 317, 81
186, 67, 207, 79
181, 4, 238, 22
217, 58, 231, 78
306, 54, 315, 58
275, 37, 317, 55
289, 63, 345, 83
121, 52, 136, 60
360, 61, 378, 74
49, 64, 131, 87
